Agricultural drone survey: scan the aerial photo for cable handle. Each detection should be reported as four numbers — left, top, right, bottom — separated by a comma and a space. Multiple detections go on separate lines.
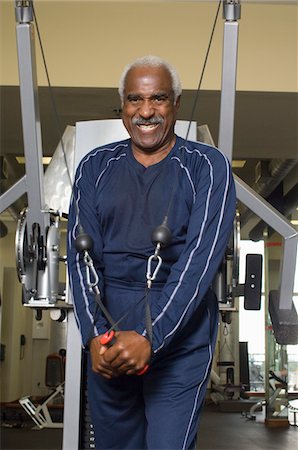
99, 330, 149, 376
100, 330, 116, 347
76, 231, 149, 375
137, 365, 149, 376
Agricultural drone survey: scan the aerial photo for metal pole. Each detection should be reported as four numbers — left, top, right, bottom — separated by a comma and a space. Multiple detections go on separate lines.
0, 175, 27, 213
218, 1, 241, 162
15, 1, 49, 236
217, 1, 241, 398
62, 311, 82, 450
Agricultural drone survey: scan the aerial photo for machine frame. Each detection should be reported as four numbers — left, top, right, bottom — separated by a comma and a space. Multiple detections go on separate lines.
0, 1, 297, 448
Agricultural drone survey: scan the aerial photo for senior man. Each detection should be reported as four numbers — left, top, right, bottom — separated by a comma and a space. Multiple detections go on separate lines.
68, 55, 236, 450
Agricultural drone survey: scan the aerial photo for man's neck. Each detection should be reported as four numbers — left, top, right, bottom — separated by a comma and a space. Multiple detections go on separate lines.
132, 137, 176, 168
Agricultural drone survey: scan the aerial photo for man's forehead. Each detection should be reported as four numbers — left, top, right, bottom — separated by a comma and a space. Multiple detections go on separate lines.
124, 66, 173, 94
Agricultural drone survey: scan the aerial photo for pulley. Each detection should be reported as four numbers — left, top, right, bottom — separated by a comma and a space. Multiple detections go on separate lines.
15, 208, 62, 307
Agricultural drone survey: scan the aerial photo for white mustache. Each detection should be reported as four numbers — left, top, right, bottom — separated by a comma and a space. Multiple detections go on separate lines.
132, 117, 164, 126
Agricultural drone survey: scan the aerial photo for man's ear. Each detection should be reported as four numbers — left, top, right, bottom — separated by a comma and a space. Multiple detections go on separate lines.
175, 95, 181, 109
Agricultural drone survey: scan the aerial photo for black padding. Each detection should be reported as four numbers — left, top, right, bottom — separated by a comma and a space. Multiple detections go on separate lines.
269, 290, 298, 345
239, 342, 250, 391
226, 367, 234, 385
217, 361, 234, 367
244, 254, 262, 310
45, 354, 64, 387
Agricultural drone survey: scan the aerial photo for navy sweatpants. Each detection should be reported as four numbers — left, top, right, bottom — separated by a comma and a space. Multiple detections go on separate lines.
87, 284, 219, 450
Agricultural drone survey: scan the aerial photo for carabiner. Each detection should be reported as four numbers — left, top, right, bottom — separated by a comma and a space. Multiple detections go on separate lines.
146, 254, 162, 288
83, 251, 99, 290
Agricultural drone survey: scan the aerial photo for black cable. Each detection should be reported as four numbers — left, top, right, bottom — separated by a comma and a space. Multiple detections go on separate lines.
186, 0, 222, 140
33, 0, 91, 253
33, 3, 154, 340
31, 1, 73, 192
32, 1, 222, 231
33, 0, 222, 177
31, 0, 223, 341
162, 0, 223, 233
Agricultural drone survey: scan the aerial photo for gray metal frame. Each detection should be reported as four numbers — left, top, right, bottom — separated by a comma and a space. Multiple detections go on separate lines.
0, 175, 27, 213
62, 310, 82, 450
15, 5, 49, 236
0, 1, 296, 449
235, 175, 298, 310
218, 1, 241, 162
218, 1, 297, 310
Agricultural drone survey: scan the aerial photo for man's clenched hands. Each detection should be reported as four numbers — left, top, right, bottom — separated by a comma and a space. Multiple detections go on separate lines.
90, 335, 119, 379
90, 331, 151, 378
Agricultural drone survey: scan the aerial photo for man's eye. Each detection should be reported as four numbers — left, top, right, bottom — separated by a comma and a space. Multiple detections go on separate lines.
153, 95, 168, 103
128, 96, 140, 104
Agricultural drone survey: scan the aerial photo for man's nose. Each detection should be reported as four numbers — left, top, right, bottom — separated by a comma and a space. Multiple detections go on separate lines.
139, 99, 154, 118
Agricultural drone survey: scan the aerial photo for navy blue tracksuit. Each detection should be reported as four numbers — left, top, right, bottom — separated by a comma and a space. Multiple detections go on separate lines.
67, 135, 236, 449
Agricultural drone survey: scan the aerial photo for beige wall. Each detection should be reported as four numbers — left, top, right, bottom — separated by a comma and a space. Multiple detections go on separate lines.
0, 226, 34, 402
0, 0, 297, 401
0, 1, 297, 92
0, 222, 68, 401
0, 221, 19, 313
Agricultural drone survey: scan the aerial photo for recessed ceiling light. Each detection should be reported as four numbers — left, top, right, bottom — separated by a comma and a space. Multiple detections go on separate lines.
232, 160, 246, 168
16, 156, 52, 165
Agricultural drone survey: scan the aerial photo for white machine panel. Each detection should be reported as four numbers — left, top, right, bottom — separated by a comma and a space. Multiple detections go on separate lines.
75, 119, 197, 170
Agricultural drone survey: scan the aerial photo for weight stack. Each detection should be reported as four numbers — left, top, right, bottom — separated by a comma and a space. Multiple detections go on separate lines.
80, 354, 96, 450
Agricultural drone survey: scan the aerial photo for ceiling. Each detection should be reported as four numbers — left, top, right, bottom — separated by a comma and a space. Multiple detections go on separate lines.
0, 85, 297, 240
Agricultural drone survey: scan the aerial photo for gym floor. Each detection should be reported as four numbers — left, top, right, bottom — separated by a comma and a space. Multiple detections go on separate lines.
1, 402, 297, 450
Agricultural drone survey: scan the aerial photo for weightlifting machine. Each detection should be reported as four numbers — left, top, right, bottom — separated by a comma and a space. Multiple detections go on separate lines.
0, 1, 297, 449
19, 350, 65, 429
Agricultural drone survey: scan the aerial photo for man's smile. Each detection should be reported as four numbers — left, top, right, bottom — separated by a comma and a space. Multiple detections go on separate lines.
136, 123, 160, 131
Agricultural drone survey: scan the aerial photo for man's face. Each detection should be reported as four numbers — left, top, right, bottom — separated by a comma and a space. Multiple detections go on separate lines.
121, 66, 180, 154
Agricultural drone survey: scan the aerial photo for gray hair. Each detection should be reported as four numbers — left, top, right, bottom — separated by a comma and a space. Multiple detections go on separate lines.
118, 55, 182, 105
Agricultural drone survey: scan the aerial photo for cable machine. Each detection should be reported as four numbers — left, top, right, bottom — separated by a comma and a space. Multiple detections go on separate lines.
0, 1, 297, 448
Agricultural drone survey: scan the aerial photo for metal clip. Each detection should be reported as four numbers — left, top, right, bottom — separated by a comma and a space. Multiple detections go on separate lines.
146, 254, 162, 289
83, 251, 99, 291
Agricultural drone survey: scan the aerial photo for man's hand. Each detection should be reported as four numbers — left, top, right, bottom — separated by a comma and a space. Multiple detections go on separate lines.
89, 335, 120, 379
103, 331, 151, 376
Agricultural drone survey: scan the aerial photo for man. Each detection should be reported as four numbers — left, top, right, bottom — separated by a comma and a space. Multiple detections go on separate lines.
67, 55, 236, 450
